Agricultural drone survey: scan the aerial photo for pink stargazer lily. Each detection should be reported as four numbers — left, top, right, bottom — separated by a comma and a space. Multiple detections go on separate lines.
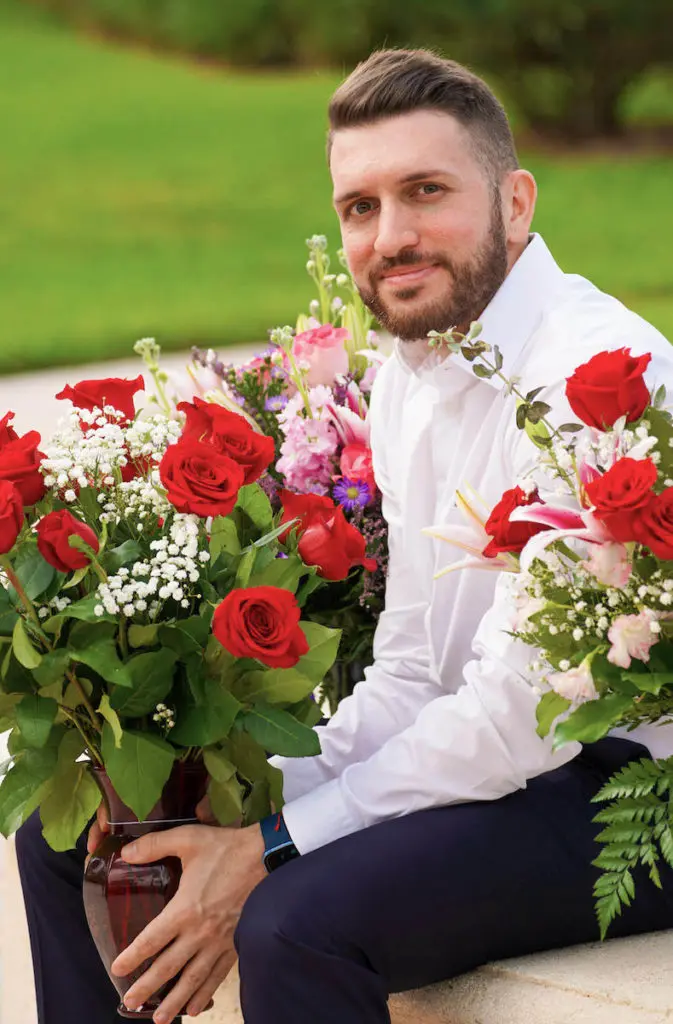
509, 499, 611, 570
422, 489, 519, 577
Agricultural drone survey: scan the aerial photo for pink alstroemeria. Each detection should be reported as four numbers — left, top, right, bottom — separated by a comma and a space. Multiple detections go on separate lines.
582, 541, 632, 588
547, 660, 598, 703
510, 499, 611, 571
422, 489, 519, 577
607, 610, 660, 669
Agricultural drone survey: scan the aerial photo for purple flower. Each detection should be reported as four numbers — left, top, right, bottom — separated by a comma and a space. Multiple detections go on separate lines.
333, 477, 372, 511
265, 395, 289, 413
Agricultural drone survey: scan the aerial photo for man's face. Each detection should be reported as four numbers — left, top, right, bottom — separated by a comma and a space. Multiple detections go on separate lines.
331, 110, 510, 341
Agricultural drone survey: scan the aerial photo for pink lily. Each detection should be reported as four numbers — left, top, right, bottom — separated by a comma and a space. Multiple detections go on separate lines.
509, 499, 611, 571
423, 489, 519, 577
326, 402, 370, 446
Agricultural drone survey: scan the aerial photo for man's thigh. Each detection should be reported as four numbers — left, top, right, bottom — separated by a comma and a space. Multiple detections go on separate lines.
241, 738, 673, 994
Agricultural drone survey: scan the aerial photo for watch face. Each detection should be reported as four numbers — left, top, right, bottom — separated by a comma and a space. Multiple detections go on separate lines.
264, 843, 300, 873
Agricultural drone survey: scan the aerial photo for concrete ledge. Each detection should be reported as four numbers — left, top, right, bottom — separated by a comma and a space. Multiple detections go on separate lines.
4, 833, 672, 1024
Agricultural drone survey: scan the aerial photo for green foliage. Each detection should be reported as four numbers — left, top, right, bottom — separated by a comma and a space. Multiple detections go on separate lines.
242, 701, 321, 757
101, 726, 175, 821
592, 756, 673, 938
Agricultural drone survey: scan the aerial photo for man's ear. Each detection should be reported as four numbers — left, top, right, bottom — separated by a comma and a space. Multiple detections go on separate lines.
502, 169, 537, 248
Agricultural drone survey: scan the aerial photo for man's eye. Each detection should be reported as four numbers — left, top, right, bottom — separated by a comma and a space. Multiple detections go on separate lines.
350, 200, 374, 217
419, 183, 442, 196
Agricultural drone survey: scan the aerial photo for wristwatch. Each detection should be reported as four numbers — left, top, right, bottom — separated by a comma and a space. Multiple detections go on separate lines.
260, 811, 301, 873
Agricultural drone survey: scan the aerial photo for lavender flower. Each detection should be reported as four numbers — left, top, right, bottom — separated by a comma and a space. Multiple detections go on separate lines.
333, 478, 372, 511
265, 395, 289, 413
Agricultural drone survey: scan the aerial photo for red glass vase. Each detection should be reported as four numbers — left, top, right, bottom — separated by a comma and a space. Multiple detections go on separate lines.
83, 759, 208, 1019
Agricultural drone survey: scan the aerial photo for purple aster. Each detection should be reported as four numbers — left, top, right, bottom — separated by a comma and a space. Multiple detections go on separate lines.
333, 477, 372, 511
265, 395, 289, 412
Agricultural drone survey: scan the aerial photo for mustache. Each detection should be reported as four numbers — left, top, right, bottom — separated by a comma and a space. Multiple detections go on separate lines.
370, 251, 453, 283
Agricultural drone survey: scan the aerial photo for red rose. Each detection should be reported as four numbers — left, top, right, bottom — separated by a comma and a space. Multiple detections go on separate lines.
0, 430, 46, 506
177, 398, 275, 486
0, 412, 19, 447
0, 481, 24, 554
212, 586, 309, 668
565, 348, 651, 431
339, 444, 376, 498
159, 439, 245, 517
585, 457, 657, 542
483, 486, 550, 557
630, 488, 673, 559
56, 375, 144, 424
36, 510, 100, 573
279, 489, 377, 581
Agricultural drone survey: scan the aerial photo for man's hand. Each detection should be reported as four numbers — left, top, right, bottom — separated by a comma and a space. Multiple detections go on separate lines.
111, 823, 266, 1023
87, 801, 110, 855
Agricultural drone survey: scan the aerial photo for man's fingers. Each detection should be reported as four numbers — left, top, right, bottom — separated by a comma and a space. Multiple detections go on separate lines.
153, 948, 228, 1023
112, 901, 183, 978
185, 951, 237, 1018
122, 825, 201, 866
195, 796, 217, 825
121, 936, 199, 1014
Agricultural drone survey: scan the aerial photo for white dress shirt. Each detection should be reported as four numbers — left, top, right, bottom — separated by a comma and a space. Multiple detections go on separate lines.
272, 234, 673, 855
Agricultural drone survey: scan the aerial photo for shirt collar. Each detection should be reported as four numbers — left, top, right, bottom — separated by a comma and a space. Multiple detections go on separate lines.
394, 234, 566, 389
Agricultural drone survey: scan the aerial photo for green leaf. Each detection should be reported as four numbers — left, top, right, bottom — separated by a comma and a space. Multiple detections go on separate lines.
12, 618, 42, 669
0, 741, 60, 837
127, 623, 160, 649
203, 748, 237, 784
158, 616, 211, 657
473, 363, 495, 380
515, 403, 528, 430
69, 639, 132, 688
101, 726, 175, 821
248, 553, 305, 593
33, 648, 71, 688
110, 649, 177, 717
208, 775, 243, 826
248, 520, 296, 550
210, 517, 241, 560
241, 702, 320, 757
235, 548, 256, 588
62, 673, 93, 710
235, 483, 273, 531
62, 565, 92, 590
239, 668, 316, 705
39, 731, 100, 851
295, 622, 341, 684
622, 671, 671, 695
170, 679, 242, 746
493, 344, 503, 371
16, 695, 58, 749
553, 693, 634, 748
12, 546, 56, 601
105, 539, 143, 574
98, 694, 123, 748
43, 594, 115, 631
268, 763, 284, 811
227, 728, 270, 783
535, 690, 571, 738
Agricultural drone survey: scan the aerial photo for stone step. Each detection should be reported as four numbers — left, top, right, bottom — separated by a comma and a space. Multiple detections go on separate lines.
3, 832, 673, 1024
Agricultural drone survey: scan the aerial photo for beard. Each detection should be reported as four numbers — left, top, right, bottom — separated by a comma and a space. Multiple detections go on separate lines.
356, 194, 509, 343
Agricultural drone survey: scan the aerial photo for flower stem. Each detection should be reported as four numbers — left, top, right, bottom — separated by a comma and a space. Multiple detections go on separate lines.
65, 668, 101, 735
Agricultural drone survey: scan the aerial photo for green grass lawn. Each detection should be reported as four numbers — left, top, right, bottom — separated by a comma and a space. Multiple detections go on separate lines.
1, 0, 672, 374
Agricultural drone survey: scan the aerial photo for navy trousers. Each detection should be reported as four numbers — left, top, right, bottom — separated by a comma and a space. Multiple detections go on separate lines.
16, 737, 673, 1024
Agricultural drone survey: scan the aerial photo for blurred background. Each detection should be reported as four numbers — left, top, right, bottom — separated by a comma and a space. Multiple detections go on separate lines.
1, 0, 672, 375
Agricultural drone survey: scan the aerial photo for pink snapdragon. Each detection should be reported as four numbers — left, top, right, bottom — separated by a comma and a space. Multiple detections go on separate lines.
547, 661, 598, 702
277, 386, 339, 493
607, 610, 660, 669
293, 324, 350, 387
582, 541, 632, 588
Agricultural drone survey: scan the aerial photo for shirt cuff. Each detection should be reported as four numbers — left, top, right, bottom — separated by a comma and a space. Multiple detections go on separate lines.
279, 776, 366, 855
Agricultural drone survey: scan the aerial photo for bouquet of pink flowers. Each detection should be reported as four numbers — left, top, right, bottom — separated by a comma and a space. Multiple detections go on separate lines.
425, 327, 673, 938
177, 236, 389, 711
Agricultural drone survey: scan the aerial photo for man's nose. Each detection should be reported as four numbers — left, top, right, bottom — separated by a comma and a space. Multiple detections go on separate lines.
373, 205, 420, 259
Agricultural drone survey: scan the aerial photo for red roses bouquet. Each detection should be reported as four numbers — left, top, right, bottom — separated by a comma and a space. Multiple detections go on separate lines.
0, 370, 354, 852
171, 235, 389, 711
425, 329, 673, 937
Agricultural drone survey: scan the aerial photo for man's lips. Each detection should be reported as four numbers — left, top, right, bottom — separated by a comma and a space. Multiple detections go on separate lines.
378, 264, 440, 287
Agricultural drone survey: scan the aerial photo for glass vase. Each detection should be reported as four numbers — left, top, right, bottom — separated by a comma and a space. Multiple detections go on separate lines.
82, 759, 208, 1019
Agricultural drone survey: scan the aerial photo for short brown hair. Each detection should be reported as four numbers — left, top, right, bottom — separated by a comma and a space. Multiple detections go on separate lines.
328, 49, 518, 184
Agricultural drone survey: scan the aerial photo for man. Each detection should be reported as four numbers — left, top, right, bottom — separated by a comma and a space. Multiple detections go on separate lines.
16, 48, 673, 1024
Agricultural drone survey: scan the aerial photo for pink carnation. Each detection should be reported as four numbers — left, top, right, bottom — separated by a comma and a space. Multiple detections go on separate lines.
547, 661, 597, 703
582, 541, 632, 588
293, 324, 350, 387
607, 610, 659, 669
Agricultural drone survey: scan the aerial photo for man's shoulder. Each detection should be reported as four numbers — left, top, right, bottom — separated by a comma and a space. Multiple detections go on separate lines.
528, 273, 673, 383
